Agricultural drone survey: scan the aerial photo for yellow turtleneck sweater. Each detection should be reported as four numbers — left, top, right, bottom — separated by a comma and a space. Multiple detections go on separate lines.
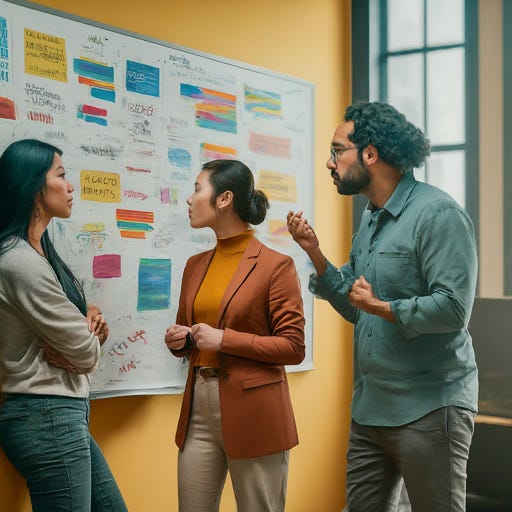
193, 229, 254, 368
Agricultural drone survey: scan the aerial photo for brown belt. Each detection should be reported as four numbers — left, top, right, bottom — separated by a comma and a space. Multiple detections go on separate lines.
195, 367, 219, 379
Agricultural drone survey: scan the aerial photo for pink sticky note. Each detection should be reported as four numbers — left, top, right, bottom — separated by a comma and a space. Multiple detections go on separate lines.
93, 254, 121, 278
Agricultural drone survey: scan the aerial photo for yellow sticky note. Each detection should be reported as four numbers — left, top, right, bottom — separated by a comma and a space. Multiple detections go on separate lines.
80, 171, 121, 203
256, 170, 297, 203
268, 219, 291, 238
24, 28, 67, 82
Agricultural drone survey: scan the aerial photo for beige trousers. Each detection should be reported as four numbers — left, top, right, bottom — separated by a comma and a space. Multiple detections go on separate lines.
178, 372, 289, 512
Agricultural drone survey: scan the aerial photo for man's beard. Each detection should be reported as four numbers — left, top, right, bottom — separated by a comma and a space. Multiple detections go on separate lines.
332, 160, 371, 195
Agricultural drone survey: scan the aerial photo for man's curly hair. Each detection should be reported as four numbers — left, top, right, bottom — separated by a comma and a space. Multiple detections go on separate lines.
344, 102, 431, 173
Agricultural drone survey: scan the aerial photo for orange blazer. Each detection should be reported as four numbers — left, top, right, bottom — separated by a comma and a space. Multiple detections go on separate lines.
172, 236, 305, 459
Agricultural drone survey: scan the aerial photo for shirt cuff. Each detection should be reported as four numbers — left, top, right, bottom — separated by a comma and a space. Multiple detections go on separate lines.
308, 260, 351, 299
390, 299, 420, 341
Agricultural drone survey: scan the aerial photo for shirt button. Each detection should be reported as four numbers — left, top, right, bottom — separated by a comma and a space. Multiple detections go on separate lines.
368, 329, 373, 337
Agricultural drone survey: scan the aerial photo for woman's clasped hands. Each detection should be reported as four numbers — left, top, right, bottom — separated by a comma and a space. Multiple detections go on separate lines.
165, 323, 223, 351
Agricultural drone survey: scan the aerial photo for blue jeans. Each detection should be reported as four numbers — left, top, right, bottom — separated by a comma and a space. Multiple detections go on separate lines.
0, 394, 127, 512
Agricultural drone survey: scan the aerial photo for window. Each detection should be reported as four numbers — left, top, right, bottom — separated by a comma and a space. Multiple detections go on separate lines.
377, 0, 473, 208
352, 0, 478, 221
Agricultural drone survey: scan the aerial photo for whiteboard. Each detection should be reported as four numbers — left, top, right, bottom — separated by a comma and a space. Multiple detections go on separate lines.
0, 0, 315, 398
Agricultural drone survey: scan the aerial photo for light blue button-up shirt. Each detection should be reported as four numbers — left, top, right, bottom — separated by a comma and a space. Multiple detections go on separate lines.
310, 172, 478, 426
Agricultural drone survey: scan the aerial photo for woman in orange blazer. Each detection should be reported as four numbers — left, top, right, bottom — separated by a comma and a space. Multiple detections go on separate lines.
165, 159, 305, 512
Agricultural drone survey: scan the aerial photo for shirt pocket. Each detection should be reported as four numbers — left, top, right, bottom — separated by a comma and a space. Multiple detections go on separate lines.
376, 251, 411, 300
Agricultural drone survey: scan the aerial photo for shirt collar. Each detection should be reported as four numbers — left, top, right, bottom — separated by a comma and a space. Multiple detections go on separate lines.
366, 171, 417, 219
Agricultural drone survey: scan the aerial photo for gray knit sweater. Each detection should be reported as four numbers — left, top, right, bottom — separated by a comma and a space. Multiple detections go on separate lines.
0, 238, 100, 397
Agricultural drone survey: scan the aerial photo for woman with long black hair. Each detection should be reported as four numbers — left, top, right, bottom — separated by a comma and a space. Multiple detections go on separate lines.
0, 139, 127, 511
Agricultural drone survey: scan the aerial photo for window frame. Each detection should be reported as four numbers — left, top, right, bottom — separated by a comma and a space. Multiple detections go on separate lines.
350, 0, 479, 242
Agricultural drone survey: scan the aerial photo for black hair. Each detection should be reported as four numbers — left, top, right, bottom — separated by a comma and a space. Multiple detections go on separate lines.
344, 101, 431, 173
0, 139, 87, 315
202, 159, 269, 225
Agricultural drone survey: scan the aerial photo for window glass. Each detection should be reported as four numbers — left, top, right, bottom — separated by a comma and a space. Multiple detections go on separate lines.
387, 54, 424, 131
370, 0, 468, 218
414, 167, 426, 183
426, 150, 465, 207
388, 0, 424, 51
427, 0, 465, 46
426, 48, 465, 145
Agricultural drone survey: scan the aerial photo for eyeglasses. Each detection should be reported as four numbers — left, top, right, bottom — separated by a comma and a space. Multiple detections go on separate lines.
330, 146, 358, 164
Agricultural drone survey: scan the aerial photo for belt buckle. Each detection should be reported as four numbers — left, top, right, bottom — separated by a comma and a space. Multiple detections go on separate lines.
197, 367, 219, 379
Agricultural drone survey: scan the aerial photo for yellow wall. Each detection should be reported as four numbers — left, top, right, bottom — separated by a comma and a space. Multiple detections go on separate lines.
0, 1, 354, 510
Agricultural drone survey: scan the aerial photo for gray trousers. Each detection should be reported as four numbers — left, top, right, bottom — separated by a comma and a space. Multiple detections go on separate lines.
177, 373, 289, 512
345, 406, 475, 512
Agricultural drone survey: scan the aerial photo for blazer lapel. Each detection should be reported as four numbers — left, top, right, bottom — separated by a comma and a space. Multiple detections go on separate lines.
217, 237, 263, 327
185, 249, 215, 325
